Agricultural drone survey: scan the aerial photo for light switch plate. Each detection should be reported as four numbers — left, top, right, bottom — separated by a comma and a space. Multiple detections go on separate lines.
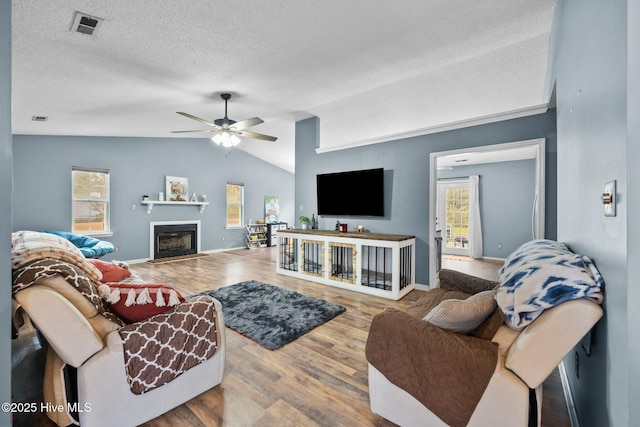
604, 180, 616, 217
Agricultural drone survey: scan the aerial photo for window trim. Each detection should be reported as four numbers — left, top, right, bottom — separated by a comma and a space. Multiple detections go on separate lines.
226, 182, 245, 229
72, 166, 111, 236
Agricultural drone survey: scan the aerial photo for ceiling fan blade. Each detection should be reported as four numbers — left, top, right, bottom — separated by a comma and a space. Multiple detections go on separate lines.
237, 130, 278, 142
171, 129, 217, 133
230, 117, 264, 131
176, 112, 220, 129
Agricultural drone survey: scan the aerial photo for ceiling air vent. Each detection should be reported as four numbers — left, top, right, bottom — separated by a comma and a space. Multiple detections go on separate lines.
70, 11, 104, 36
31, 116, 48, 122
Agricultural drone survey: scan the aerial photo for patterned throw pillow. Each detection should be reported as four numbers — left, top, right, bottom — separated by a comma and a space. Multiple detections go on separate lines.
98, 283, 185, 323
423, 289, 497, 334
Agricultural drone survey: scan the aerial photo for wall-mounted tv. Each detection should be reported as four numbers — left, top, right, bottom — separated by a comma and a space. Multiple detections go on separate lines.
316, 168, 384, 217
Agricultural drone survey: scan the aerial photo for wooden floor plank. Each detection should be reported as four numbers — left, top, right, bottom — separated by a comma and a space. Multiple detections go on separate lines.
255, 399, 322, 427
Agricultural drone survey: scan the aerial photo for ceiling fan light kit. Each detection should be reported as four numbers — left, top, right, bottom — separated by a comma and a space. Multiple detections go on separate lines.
173, 93, 277, 150
212, 131, 241, 147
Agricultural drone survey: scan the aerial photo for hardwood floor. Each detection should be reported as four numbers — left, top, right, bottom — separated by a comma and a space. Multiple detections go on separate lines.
12, 248, 571, 426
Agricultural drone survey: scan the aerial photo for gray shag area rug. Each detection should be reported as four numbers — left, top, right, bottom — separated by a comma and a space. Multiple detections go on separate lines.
190, 280, 346, 350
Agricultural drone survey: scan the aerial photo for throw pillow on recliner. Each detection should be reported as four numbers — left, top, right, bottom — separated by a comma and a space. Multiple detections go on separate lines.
423, 289, 497, 334
98, 283, 185, 323
88, 259, 131, 282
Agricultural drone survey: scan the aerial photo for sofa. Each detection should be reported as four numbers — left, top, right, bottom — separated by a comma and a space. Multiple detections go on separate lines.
11, 231, 226, 427
366, 239, 604, 427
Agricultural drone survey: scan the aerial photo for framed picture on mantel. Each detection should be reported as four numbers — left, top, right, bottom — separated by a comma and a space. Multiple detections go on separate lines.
165, 176, 189, 202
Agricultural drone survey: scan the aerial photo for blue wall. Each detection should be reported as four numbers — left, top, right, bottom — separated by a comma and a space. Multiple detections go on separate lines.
0, 0, 13, 424
627, 0, 640, 422
548, 0, 634, 426
295, 111, 557, 286
12, 135, 294, 261
438, 159, 537, 258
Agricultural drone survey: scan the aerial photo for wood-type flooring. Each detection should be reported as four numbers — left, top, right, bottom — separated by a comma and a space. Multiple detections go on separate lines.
12, 248, 571, 426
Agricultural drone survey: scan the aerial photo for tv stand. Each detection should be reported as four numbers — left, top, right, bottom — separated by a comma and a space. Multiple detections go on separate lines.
276, 229, 415, 300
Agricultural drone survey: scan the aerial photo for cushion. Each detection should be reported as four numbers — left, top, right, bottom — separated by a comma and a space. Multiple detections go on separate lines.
473, 306, 505, 340
43, 230, 115, 258
438, 269, 499, 295
407, 287, 471, 319
88, 259, 131, 282
423, 289, 497, 334
98, 283, 185, 323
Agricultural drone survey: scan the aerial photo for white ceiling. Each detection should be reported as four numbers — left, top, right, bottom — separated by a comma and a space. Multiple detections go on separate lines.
11, 1, 556, 173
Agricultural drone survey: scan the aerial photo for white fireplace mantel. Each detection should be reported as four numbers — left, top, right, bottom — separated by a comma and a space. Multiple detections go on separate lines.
141, 200, 209, 214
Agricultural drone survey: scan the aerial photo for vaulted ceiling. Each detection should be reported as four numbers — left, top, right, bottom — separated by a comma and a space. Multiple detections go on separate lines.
11, 1, 556, 173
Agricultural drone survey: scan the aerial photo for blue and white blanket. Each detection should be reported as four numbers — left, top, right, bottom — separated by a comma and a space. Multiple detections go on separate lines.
496, 239, 604, 330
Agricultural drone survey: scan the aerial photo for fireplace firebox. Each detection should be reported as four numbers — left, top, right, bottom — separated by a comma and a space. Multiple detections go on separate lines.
153, 223, 198, 259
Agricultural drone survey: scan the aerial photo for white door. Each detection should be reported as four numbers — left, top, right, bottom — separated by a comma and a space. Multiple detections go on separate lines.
437, 179, 470, 257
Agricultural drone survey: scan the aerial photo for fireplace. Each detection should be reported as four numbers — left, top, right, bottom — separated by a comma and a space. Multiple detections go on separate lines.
150, 221, 201, 260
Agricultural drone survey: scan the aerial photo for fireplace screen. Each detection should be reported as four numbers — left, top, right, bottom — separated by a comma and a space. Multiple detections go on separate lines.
154, 223, 198, 259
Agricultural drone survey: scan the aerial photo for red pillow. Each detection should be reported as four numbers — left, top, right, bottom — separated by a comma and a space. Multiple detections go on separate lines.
88, 259, 132, 283
98, 283, 185, 323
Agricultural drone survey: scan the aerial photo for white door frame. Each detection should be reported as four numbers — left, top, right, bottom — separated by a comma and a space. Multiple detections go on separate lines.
428, 138, 546, 285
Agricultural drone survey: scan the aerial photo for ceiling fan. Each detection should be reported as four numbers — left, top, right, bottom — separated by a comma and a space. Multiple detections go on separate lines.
172, 93, 277, 147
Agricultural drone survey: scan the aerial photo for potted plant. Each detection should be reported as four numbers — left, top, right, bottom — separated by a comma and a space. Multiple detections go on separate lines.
299, 215, 310, 230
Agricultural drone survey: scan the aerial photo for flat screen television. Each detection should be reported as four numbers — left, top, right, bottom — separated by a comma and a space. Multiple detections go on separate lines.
316, 168, 384, 217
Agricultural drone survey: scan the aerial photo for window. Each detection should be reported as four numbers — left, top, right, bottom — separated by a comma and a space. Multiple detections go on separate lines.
226, 182, 244, 228
72, 167, 110, 235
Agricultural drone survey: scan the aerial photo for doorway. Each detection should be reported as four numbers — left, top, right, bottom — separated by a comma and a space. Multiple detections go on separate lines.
428, 138, 546, 285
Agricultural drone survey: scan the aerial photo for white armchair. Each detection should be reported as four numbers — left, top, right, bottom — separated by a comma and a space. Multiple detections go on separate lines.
15, 276, 225, 427
367, 239, 605, 427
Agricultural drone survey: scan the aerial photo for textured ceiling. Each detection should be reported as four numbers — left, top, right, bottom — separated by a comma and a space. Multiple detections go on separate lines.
11, 1, 556, 173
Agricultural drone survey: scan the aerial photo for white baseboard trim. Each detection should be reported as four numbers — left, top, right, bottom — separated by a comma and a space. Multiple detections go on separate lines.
124, 258, 150, 265
558, 361, 580, 427
441, 255, 505, 262
201, 246, 245, 254
414, 283, 430, 291
480, 256, 506, 262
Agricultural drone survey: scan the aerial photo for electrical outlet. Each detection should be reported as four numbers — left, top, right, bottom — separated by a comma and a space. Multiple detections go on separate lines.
114, 246, 119, 253
131, 204, 136, 210
299, 205, 304, 211
497, 243, 502, 249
